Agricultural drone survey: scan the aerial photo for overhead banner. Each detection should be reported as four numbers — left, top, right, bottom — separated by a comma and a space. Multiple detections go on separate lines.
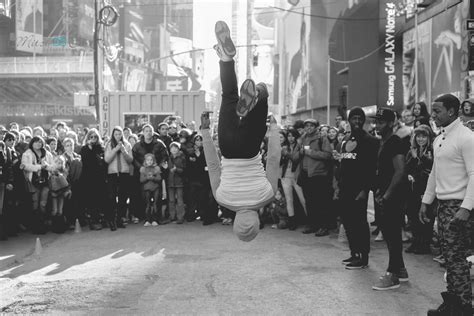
378, 1, 404, 113
15, 0, 43, 54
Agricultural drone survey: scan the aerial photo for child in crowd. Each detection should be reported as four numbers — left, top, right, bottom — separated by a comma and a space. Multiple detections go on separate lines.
167, 142, 186, 224
269, 188, 288, 229
139, 153, 162, 227
49, 155, 71, 233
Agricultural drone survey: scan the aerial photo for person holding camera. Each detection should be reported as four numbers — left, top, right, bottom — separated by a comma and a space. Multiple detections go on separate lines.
21, 136, 54, 234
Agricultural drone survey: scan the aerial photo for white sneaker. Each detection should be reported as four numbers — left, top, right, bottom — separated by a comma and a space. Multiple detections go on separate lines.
271, 224, 277, 229
132, 216, 139, 224
375, 231, 384, 242
151, 221, 158, 227
144, 221, 151, 227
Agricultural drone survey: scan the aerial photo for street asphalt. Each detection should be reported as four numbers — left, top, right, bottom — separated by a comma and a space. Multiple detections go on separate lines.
0, 219, 464, 315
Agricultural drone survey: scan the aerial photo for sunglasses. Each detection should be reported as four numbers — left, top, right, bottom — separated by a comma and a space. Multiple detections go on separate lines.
89, 135, 98, 139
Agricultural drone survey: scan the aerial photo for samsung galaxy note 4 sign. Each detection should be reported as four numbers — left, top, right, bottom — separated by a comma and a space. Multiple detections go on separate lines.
378, 0, 403, 113
15, 0, 43, 54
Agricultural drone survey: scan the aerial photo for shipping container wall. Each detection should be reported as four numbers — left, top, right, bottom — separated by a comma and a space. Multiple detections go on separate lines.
102, 91, 206, 136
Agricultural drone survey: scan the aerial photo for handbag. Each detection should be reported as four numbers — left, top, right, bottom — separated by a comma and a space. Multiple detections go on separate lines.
49, 173, 69, 192
24, 172, 37, 193
32, 169, 48, 187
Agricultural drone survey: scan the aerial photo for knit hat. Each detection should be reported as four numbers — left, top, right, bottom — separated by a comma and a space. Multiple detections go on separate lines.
233, 209, 260, 242
293, 120, 305, 130
348, 107, 366, 122
169, 141, 181, 150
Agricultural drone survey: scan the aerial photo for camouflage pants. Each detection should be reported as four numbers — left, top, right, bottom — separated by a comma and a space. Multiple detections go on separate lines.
437, 199, 473, 305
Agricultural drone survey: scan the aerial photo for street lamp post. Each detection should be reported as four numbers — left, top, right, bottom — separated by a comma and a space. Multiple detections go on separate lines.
327, 56, 331, 125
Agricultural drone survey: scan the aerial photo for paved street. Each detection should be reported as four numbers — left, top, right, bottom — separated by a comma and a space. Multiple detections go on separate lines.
0, 219, 454, 315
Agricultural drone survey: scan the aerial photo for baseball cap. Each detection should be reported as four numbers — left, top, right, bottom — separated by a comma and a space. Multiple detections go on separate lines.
303, 118, 319, 127
370, 107, 396, 122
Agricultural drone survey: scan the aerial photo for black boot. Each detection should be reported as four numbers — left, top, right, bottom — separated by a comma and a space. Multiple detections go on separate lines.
427, 292, 461, 316
116, 218, 125, 229
109, 217, 117, 231
288, 216, 297, 231
0, 215, 7, 241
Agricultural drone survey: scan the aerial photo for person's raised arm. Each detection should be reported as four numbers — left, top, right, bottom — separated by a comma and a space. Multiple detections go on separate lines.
200, 112, 221, 197
266, 115, 281, 194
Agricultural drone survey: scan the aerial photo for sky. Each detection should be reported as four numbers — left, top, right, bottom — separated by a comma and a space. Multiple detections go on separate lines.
193, 0, 233, 95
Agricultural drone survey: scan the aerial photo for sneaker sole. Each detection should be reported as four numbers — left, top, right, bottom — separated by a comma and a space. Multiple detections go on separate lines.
398, 277, 409, 282
372, 284, 400, 291
215, 21, 236, 57
237, 79, 256, 117
345, 265, 368, 270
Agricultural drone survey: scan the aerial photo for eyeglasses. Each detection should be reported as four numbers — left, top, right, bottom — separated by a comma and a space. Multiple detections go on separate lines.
89, 135, 98, 139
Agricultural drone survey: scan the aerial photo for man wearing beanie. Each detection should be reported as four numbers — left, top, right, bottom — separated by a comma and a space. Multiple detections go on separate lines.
339, 107, 379, 269
199, 21, 281, 242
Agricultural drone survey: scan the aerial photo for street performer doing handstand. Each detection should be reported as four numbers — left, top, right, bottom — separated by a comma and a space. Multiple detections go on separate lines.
200, 21, 280, 242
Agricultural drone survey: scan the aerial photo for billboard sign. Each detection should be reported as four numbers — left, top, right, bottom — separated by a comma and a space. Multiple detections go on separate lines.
378, 1, 404, 113
16, 0, 43, 54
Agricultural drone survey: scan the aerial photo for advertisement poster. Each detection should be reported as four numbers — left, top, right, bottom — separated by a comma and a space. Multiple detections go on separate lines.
430, 5, 462, 99
122, 64, 147, 91
282, 1, 310, 113
402, 19, 431, 107
15, 0, 43, 54
124, 113, 174, 134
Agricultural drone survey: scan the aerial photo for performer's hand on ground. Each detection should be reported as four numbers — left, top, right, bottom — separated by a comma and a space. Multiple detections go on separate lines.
201, 111, 211, 130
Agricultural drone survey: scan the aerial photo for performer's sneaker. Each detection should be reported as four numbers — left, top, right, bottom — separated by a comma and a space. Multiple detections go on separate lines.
215, 21, 236, 59
237, 79, 257, 117
341, 255, 359, 265
372, 272, 400, 291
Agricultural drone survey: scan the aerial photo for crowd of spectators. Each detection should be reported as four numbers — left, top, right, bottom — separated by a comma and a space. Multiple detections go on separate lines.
0, 100, 473, 265
0, 117, 219, 238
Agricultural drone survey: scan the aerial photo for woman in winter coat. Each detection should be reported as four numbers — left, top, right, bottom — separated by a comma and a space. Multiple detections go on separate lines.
187, 134, 217, 225
167, 142, 187, 224
405, 124, 434, 254
21, 136, 54, 233
280, 128, 306, 230
62, 137, 82, 228
104, 126, 133, 231
80, 128, 107, 231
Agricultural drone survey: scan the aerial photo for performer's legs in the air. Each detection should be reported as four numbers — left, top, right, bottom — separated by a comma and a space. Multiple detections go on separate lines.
201, 21, 280, 242
215, 21, 268, 159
